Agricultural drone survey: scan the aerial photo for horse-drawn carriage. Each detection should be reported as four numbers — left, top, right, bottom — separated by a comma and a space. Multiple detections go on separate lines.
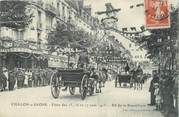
115, 72, 132, 88
50, 69, 96, 100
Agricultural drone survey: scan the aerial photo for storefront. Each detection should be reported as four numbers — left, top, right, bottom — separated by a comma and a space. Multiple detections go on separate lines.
0, 39, 48, 70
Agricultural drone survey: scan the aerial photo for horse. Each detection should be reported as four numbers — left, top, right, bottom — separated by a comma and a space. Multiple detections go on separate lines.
88, 69, 107, 93
134, 74, 143, 90
98, 69, 108, 88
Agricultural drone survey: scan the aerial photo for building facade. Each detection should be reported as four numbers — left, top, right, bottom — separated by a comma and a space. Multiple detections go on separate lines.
127, 42, 151, 72
0, 0, 102, 70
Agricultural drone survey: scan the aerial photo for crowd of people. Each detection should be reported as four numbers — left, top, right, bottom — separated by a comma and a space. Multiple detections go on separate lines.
0, 67, 54, 92
124, 63, 177, 116
148, 70, 177, 116
123, 63, 177, 116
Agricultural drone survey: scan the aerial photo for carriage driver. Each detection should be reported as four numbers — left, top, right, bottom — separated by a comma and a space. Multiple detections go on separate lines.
77, 49, 90, 69
125, 63, 130, 74
90, 67, 98, 83
136, 65, 143, 76
135, 65, 143, 82
62, 49, 89, 91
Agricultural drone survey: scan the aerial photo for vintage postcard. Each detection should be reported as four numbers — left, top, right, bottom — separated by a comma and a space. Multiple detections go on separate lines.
0, 0, 178, 117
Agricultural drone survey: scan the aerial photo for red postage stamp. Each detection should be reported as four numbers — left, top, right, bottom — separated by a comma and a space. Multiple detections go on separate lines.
144, 0, 170, 29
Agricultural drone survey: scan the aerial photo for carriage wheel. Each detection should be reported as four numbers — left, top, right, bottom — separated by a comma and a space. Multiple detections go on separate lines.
80, 74, 88, 100
69, 87, 75, 95
50, 72, 61, 99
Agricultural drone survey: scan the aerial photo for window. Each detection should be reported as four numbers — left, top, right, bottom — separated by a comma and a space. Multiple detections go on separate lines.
62, 4, 65, 20
37, 11, 42, 29
68, 8, 71, 20
46, 14, 53, 29
57, 2, 60, 16
38, 11, 42, 22
16, 31, 24, 40
37, 32, 41, 40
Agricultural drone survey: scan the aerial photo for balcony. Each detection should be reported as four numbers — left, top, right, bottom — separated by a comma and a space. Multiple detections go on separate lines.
45, 4, 57, 16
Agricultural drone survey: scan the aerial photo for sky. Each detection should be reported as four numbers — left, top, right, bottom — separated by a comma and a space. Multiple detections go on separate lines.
84, 0, 179, 29
83, 0, 179, 60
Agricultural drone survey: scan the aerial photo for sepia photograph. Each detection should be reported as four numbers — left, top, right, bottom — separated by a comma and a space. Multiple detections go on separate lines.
0, 0, 178, 117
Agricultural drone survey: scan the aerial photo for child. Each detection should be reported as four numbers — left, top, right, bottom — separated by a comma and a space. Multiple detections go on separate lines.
154, 83, 162, 110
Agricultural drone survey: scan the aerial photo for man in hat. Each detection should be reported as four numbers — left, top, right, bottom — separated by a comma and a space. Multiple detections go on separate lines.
8, 69, 16, 91
149, 70, 159, 105
77, 50, 89, 69
33, 68, 41, 87
1, 67, 8, 91
136, 65, 143, 76
125, 63, 130, 74
16, 68, 25, 88
0, 67, 4, 91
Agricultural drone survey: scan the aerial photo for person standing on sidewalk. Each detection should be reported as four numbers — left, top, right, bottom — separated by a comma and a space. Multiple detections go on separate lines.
0, 67, 4, 91
1, 67, 8, 91
154, 83, 162, 110
17, 69, 25, 88
149, 70, 159, 105
8, 69, 16, 91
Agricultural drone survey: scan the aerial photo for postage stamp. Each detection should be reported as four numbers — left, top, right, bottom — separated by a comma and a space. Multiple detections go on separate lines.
144, 0, 170, 29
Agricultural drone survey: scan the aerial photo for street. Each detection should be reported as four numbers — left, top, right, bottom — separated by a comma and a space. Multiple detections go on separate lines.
0, 78, 163, 117
0, 0, 178, 116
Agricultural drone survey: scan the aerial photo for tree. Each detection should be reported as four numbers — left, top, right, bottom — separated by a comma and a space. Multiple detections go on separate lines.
136, 8, 178, 71
0, 1, 33, 29
47, 22, 94, 52
139, 8, 178, 116
47, 22, 96, 68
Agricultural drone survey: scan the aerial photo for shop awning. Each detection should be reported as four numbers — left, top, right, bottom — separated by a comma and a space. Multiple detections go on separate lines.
0, 47, 47, 55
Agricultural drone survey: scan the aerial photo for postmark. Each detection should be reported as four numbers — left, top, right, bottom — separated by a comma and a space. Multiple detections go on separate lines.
144, 0, 170, 29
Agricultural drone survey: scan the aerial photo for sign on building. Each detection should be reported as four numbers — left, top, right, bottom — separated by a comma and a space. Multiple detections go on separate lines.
144, 0, 170, 29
